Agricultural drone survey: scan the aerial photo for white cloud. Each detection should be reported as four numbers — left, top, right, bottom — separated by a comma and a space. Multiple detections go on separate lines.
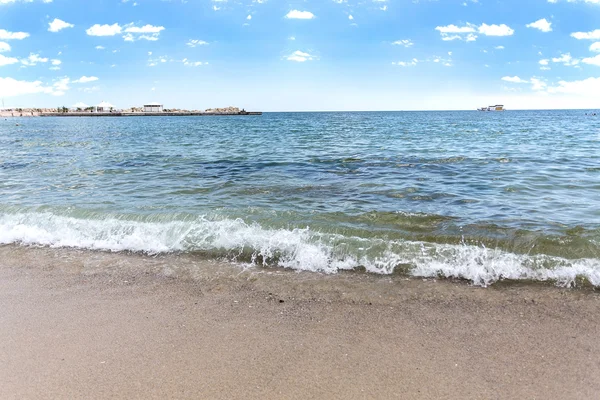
0, 77, 54, 97
124, 24, 164, 34
434, 24, 477, 41
582, 54, 600, 66
0, 75, 70, 97
530, 77, 547, 91
286, 50, 315, 62
52, 77, 70, 95
495, 45, 505, 49
140, 35, 160, 41
526, 18, 552, 32
435, 22, 513, 41
518, 75, 600, 96
348, 14, 353, 20
80, 86, 100, 93
478, 23, 514, 36
73, 76, 99, 83
571, 29, 600, 40
187, 39, 208, 47
0, 54, 18, 66
0, 29, 29, 40
591, 42, 600, 52
435, 24, 477, 34
48, 18, 74, 32
183, 59, 207, 67
21, 53, 49, 66
147, 55, 169, 66
545, 77, 600, 96
447, 34, 475, 41
122, 24, 164, 41
501, 76, 529, 83
432, 57, 452, 67
392, 58, 418, 67
285, 10, 315, 19
392, 39, 413, 47
51, 59, 61, 65
95, 45, 105, 50
247, 14, 252, 20
86, 23, 122, 36
0, 41, 10, 52
539, 59, 549, 65
552, 53, 579, 66
86, 23, 164, 41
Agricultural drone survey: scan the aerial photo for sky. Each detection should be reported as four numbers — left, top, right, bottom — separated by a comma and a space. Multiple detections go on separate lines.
1, 0, 600, 111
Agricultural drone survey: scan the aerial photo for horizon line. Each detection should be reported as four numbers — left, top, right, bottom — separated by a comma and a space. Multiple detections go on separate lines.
2, 107, 599, 113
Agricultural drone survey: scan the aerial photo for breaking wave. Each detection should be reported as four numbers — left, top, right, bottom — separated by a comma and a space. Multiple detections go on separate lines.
1, 211, 599, 287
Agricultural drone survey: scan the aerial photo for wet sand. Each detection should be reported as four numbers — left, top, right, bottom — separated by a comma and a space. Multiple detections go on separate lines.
1, 245, 599, 399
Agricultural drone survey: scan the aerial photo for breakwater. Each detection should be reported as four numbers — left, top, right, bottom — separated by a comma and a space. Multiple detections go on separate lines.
40, 112, 262, 117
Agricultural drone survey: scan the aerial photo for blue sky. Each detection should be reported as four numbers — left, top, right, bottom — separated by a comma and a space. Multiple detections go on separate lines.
1, 0, 600, 110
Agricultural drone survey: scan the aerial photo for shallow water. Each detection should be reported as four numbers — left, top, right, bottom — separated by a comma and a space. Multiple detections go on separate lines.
1, 111, 600, 286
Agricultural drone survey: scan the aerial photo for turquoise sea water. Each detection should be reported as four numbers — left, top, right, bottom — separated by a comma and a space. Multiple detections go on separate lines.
1, 111, 600, 286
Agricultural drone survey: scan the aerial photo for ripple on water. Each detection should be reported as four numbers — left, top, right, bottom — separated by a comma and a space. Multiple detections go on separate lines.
0, 111, 599, 286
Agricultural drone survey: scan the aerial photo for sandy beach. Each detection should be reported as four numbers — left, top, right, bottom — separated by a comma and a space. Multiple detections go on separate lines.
0, 245, 599, 399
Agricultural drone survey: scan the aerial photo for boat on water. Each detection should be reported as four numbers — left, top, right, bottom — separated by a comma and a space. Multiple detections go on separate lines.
477, 105, 505, 111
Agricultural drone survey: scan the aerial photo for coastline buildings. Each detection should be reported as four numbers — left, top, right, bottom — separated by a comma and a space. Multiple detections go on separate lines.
94, 101, 115, 112
2, 102, 261, 117
143, 103, 164, 112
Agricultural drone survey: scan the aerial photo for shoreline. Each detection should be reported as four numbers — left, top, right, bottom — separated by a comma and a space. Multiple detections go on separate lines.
2, 111, 262, 117
40, 112, 263, 117
1, 245, 599, 399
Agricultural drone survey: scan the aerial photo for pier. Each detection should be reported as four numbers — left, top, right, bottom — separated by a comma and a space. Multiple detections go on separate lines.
39, 112, 262, 117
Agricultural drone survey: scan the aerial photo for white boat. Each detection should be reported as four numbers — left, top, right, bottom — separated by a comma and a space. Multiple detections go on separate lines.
477, 105, 505, 111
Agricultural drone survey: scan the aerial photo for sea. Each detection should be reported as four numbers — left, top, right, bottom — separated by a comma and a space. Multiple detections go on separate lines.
1, 111, 600, 287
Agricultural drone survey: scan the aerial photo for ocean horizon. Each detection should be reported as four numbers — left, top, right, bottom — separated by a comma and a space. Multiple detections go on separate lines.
3, 108, 600, 113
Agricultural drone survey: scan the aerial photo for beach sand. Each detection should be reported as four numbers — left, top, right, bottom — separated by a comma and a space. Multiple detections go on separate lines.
1, 245, 599, 399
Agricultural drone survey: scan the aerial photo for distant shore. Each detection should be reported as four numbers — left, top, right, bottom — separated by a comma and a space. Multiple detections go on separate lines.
1, 245, 599, 399
41, 111, 262, 117
1, 111, 262, 117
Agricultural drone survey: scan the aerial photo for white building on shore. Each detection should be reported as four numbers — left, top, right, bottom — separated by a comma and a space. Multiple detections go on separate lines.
143, 102, 163, 112
71, 102, 89, 111
94, 101, 115, 112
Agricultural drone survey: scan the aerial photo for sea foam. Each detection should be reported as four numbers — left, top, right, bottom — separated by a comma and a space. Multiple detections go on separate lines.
1, 211, 599, 287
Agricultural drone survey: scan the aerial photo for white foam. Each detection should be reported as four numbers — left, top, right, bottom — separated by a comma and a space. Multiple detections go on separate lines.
1, 211, 599, 287
409, 243, 600, 287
